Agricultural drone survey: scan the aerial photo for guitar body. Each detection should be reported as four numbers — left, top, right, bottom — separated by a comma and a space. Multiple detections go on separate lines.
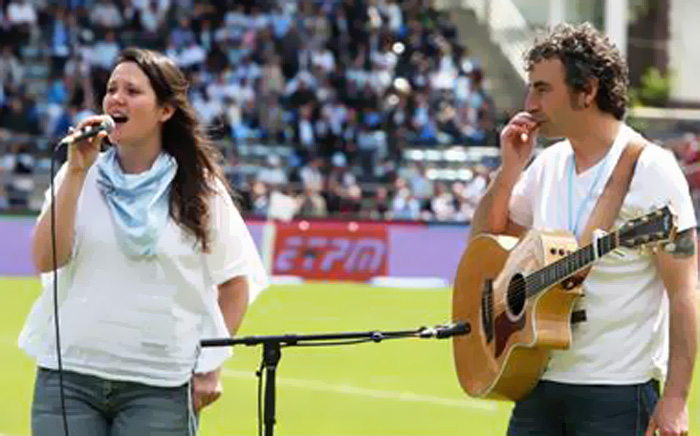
452, 230, 584, 402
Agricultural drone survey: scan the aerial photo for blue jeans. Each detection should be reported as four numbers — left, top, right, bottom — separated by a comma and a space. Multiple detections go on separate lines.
507, 380, 660, 436
32, 367, 198, 436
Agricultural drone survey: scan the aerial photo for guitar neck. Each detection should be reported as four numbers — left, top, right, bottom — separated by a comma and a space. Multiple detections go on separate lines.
525, 232, 618, 296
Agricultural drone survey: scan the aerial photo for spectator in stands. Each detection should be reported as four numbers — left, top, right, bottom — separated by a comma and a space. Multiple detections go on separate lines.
388, 176, 416, 219
63, 50, 91, 82
6, 0, 38, 52
89, 30, 122, 72
430, 181, 456, 221
0, 96, 40, 135
168, 16, 196, 50
136, 0, 166, 41
327, 151, 356, 188
297, 185, 327, 218
90, 0, 124, 35
666, 132, 700, 166
1, 142, 34, 208
408, 162, 433, 209
356, 122, 386, 180
260, 54, 285, 98
367, 185, 390, 220
258, 93, 285, 143
293, 103, 318, 162
0, 45, 24, 87
298, 155, 325, 191
192, 88, 223, 128
47, 103, 78, 141
0, 184, 7, 209
411, 91, 438, 144
452, 180, 477, 221
462, 68, 494, 144
0, 6, 9, 46
47, 7, 76, 78
249, 180, 269, 216
257, 154, 288, 189
391, 185, 420, 220
463, 164, 489, 206
339, 183, 363, 214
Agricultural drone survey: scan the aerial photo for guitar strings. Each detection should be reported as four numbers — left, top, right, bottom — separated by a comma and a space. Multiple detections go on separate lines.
491, 231, 653, 312
483, 215, 666, 316
485, 240, 604, 314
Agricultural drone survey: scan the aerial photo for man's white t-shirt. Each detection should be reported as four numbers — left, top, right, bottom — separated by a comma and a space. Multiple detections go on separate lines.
509, 124, 696, 384
18, 159, 269, 387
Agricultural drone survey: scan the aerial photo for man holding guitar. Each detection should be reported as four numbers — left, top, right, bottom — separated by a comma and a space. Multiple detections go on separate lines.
467, 23, 697, 436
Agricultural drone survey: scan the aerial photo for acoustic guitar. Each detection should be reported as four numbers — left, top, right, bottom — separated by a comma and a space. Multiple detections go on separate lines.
451, 205, 676, 401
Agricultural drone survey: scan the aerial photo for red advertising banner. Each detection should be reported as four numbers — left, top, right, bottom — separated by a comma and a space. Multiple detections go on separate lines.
272, 221, 389, 281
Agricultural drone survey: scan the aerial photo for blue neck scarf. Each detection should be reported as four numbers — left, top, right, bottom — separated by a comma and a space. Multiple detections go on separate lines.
96, 147, 178, 258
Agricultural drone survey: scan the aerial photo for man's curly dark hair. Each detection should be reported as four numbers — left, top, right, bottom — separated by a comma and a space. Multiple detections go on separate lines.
524, 22, 629, 120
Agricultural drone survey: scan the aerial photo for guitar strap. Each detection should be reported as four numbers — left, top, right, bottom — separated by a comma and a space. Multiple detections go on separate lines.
568, 135, 647, 324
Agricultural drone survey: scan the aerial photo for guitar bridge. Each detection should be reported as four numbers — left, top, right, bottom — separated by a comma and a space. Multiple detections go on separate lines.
560, 276, 582, 290
481, 279, 494, 343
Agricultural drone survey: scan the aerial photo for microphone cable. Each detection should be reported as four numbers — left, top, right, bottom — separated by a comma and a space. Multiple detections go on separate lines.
49, 139, 70, 436
47, 117, 112, 436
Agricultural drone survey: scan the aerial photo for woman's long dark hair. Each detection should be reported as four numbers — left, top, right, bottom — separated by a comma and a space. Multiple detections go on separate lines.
114, 48, 231, 252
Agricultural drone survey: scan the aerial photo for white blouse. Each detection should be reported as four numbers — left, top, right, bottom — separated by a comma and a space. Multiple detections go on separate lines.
19, 161, 268, 387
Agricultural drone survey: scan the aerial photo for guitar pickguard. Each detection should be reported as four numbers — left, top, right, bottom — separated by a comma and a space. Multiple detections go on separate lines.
493, 311, 526, 358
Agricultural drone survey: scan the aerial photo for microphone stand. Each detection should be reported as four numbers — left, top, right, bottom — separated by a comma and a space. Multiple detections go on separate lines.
200, 322, 470, 436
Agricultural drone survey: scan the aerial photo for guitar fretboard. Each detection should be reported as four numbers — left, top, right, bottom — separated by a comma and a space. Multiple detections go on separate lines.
524, 233, 617, 296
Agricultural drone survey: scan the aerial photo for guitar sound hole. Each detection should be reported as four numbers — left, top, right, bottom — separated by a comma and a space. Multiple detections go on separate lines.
507, 273, 526, 317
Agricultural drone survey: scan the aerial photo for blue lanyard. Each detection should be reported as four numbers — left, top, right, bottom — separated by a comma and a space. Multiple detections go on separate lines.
567, 154, 609, 237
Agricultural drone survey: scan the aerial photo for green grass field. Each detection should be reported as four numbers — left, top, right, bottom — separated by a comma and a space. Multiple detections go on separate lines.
1, 277, 698, 435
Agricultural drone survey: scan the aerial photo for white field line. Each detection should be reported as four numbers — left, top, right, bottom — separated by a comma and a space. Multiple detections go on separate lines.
222, 369, 499, 412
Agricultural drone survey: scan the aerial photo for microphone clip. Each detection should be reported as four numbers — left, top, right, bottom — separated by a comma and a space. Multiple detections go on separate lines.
418, 322, 471, 339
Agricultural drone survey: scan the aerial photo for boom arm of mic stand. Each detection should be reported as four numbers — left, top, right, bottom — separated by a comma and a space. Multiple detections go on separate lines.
200, 321, 471, 348
200, 328, 424, 348
199, 321, 471, 436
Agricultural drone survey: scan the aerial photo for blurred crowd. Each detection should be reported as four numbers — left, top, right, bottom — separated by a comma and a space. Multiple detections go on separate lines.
665, 130, 700, 211
0, 0, 498, 221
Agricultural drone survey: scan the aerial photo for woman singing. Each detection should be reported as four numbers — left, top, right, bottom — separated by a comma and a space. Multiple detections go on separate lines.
20, 47, 268, 435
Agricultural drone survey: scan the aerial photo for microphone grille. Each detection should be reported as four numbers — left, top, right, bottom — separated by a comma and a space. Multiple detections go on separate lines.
103, 116, 116, 133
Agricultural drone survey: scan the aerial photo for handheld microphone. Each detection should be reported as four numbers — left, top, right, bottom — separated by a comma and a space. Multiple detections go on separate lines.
59, 116, 115, 146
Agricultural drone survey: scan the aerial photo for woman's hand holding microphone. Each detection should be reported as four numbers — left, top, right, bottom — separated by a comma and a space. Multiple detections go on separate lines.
62, 115, 114, 175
